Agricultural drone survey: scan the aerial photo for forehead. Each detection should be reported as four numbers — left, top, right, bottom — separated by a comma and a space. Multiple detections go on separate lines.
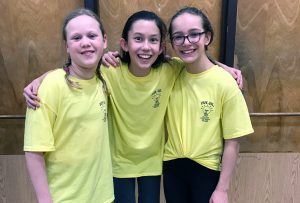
66, 15, 100, 35
172, 13, 203, 33
129, 19, 160, 35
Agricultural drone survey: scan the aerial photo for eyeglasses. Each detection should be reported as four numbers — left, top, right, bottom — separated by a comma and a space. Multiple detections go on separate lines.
171, 31, 206, 46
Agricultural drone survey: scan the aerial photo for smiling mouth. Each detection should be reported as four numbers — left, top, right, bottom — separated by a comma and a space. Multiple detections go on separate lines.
81, 50, 95, 55
180, 49, 195, 55
138, 54, 152, 59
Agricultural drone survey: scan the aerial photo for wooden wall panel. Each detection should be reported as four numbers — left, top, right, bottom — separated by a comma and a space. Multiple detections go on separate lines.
229, 153, 300, 203
0, 120, 24, 155
0, 155, 36, 203
3, 154, 298, 203
99, 0, 222, 60
0, 0, 83, 115
235, 0, 300, 152
0, 1, 83, 154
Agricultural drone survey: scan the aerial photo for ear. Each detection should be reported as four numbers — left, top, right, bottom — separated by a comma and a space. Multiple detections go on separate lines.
159, 41, 165, 55
204, 32, 212, 46
65, 42, 69, 54
103, 34, 108, 49
120, 38, 129, 52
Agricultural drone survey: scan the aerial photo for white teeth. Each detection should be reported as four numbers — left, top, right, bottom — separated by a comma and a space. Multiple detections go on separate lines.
82, 50, 94, 55
182, 50, 194, 54
138, 54, 151, 59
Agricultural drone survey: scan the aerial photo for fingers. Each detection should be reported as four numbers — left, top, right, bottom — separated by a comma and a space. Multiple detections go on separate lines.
23, 85, 40, 109
230, 68, 243, 90
31, 82, 40, 100
112, 51, 120, 57
234, 69, 244, 90
102, 51, 120, 67
23, 92, 40, 109
102, 56, 110, 67
107, 51, 119, 67
238, 74, 243, 90
24, 86, 40, 102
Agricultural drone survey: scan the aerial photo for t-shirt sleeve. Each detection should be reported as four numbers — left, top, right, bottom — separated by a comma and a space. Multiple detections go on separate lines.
221, 90, 254, 139
24, 75, 59, 152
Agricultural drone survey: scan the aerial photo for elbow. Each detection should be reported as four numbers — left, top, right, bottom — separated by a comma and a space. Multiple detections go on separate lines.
225, 139, 240, 153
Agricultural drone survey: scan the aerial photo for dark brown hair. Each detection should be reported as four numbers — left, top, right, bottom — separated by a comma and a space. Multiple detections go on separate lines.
169, 7, 214, 51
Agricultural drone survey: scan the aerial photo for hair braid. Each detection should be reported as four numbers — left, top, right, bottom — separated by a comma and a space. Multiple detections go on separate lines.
96, 62, 110, 96
63, 55, 81, 89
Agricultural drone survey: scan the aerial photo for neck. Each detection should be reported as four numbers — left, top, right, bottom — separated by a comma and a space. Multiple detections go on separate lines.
185, 55, 214, 74
128, 64, 151, 77
69, 64, 96, 80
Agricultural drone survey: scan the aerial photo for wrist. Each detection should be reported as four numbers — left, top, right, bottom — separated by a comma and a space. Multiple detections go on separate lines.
215, 185, 229, 192
37, 193, 53, 203
34, 78, 42, 84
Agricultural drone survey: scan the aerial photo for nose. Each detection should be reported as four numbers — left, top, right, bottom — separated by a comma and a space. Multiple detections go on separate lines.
182, 36, 191, 46
81, 36, 91, 47
141, 40, 150, 50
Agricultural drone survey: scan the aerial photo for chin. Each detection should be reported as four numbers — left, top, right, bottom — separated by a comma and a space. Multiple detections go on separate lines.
138, 63, 153, 70
179, 57, 196, 64
80, 63, 98, 69
84, 60, 100, 67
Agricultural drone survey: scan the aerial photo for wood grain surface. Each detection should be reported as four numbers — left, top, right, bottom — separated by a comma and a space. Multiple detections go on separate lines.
0, 0, 82, 115
2, 153, 298, 203
100, 0, 222, 59
0, 155, 36, 203
229, 153, 300, 203
0, 0, 82, 154
235, 0, 300, 152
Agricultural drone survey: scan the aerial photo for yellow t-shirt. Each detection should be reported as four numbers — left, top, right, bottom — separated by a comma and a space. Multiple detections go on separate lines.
24, 69, 114, 203
102, 58, 183, 177
164, 66, 254, 171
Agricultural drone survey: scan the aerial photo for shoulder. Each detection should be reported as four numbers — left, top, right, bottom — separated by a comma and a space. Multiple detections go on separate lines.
101, 61, 127, 76
39, 69, 66, 93
211, 66, 241, 98
168, 57, 185, 68
158, 57, 184, 75
213, 66, 238, 86
43, 69, 65, 84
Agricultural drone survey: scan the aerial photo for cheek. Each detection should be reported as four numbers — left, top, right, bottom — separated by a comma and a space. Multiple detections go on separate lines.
152, 44, 162, 53
127, 43, 137, 54
94, 40, 105, 52
66, 42, 77, 52
66, 46, 74, 55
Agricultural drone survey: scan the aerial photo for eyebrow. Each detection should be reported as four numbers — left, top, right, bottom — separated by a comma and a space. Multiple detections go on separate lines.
132, 32, 160, 37
172, 28, 203, 35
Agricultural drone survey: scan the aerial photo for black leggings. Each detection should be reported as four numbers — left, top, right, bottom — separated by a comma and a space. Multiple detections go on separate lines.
113, 176, 161, 203
163, 158, 220, 203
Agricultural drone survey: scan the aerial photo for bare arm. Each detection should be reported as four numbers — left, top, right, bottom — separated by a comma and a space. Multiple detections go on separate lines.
215, 61, 243, 89
209, 139, 240, 203
23, 70, 53, 109
25, 152, 53, 203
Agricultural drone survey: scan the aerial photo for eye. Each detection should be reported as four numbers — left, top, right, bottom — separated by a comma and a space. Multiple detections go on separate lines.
150, 37, 159, 44
189, 32, 200, 39
172, 35, 184, 42
134, 36, 143, 42
71, 35, 82, 41
88, 33, 98, 39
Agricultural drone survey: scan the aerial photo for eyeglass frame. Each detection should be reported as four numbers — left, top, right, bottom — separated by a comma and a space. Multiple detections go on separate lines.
171, 31, 206, 46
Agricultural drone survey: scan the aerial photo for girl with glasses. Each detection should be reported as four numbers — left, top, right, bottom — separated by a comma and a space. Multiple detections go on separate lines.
163, 7, 254, 203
